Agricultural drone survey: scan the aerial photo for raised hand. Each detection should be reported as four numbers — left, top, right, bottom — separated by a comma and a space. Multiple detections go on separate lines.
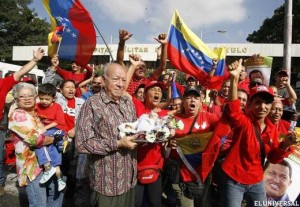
281, 131, 298, 150
119, 29, 133, 42
51, 54, 59, 67
154, 33, 168, 45
280, 76, 289, 87
32, 47, 45, 62
212, 58, 218, 68
228, 59, 243, 79
209, 89, 218, 99
129, 54, 142, 68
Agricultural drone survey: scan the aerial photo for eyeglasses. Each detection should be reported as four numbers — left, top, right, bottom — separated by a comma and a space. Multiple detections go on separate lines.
249, 81, 263, 88
18, 94, 35, 100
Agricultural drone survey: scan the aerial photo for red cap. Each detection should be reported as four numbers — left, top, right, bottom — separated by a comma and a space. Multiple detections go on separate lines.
21, 77, 37, 85
144, 81, 166, 92
186, 75, 196, 81
249, 85, 274, 101
276, 70, 288, 77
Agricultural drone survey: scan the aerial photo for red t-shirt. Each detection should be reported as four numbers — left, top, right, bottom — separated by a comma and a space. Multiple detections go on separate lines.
56, 65, 92, 97
276, 119, 290, 137
208, 95, 227, 118
62, 98, 76, 132
36, 102, 67, 131
127, 76, 155, 96
132, 97, 169, 169
0, 75, 18, 121
222, 99, 292, 184
202, 103, 209, 112
171, 112, 219, 182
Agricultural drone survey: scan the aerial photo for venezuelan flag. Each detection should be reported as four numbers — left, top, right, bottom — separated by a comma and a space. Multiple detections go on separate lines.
42, 0, 96, 66
176, 132, 213, 168
167, 10, 228, 90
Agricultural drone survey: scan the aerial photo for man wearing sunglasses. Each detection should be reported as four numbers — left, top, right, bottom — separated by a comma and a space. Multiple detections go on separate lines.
248, 69, 265, 90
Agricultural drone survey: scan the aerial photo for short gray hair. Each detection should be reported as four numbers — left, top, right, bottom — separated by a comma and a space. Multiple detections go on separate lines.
12, 82, 37, 99
103, 62, 114, 79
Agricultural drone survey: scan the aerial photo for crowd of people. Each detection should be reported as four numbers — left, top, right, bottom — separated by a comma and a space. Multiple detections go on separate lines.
0, 29, 300, 207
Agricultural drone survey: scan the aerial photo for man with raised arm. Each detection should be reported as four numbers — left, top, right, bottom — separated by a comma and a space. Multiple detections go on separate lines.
117, 30, 168, 95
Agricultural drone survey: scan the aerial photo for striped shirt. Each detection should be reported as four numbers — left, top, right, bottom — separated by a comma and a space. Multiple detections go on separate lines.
75, 90, 137, 196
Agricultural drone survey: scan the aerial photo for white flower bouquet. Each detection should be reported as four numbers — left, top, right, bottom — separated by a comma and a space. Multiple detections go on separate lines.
118, 110, 184, 143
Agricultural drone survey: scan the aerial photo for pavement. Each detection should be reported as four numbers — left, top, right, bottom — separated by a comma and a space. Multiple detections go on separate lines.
0, 164, 90, 207
0, 165, 29, 207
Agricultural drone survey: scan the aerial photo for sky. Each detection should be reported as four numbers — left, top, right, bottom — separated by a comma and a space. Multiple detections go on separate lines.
29, 0, 285, 45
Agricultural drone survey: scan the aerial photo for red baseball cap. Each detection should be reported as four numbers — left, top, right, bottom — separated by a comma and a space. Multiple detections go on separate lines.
276, 70, 288, 77
144, 81, 166, 92
249, 85, 274, 102
186, 75, 196, 81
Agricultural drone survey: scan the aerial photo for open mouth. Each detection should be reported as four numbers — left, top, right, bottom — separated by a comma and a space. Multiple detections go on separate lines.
188, 103, 196, 111
153, 95, 159, 101
270, 183, 279, 191
138, 69, 145, 74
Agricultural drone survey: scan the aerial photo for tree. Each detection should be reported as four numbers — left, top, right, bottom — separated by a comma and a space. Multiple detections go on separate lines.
247, 1, 300, 43
0, 0, 50, 63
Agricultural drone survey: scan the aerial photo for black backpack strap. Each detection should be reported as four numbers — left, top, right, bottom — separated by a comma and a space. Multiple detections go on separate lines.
188, 114, 199, 135
253, 125, 266, 167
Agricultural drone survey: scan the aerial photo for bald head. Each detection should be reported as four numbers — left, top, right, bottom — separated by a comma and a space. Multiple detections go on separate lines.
103, 63, 127, 101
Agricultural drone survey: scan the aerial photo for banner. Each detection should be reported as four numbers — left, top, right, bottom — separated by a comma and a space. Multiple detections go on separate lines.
244, 55, 273, 86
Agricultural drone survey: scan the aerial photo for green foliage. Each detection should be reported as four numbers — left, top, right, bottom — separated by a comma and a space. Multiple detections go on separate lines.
247, 1, 300, 43
0, 0, 50, 63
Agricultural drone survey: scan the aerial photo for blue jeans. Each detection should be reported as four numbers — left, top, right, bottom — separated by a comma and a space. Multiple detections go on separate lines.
26, 172, 64, 207
35, 145, 61, 167
0, 129, 5, 186
34, 128, 62, 166
222, 172, 267, 207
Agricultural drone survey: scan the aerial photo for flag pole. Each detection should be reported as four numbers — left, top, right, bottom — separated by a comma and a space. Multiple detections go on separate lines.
92, 22, 114, 62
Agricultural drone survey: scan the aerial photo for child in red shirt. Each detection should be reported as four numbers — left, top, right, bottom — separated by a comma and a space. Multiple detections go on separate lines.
35, 83, 67, 191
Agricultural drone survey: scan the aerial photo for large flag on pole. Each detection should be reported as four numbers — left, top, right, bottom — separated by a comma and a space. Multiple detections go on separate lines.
167, 10, 228, 90
42, 0, 96, 66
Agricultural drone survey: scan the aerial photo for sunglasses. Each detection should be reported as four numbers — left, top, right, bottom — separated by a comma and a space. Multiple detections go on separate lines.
249, 81, 263, 88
